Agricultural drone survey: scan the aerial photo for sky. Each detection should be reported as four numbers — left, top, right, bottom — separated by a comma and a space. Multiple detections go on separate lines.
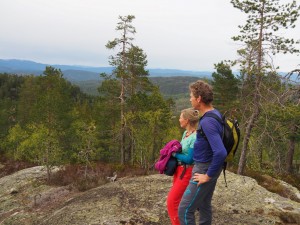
0, 0, 299, 72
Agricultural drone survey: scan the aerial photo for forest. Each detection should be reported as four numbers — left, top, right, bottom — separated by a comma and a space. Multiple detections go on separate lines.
0, 0, 300, 188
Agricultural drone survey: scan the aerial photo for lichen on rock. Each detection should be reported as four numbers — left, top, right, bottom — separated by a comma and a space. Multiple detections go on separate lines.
0, 167, 300, 225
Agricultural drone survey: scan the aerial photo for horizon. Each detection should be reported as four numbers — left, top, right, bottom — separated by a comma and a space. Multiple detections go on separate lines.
0, 58, 294, 75
0, 58, 214, 72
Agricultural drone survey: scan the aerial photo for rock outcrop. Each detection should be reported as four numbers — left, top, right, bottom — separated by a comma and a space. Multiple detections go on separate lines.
0, 166, 300, 225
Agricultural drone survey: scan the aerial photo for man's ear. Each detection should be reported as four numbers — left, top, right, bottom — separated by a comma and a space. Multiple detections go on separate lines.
197, 96, 201, 103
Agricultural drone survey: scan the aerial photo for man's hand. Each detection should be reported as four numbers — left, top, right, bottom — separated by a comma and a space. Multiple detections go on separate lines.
193, 173, 211, 186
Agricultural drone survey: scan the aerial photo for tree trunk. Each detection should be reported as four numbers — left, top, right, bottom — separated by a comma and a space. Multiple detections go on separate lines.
237, 104, 260, 174
258, 144, 263, 169
151, 118, 156, 164
238, 70, 262, 175
120, 82, 125, 164
47, 165, 51, 182
120, 30, 126, 165
286, 124, 297, 173
238, 2, 265, 175
130, 131, 134, 165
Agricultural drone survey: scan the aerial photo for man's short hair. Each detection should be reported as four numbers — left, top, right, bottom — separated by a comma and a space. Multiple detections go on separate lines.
189, 80, 213, 105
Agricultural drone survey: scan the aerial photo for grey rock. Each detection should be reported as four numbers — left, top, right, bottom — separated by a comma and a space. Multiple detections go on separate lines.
0, 167, 300, 225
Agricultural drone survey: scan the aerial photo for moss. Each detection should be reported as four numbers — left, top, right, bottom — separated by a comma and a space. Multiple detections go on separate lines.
241, 169, 300, 203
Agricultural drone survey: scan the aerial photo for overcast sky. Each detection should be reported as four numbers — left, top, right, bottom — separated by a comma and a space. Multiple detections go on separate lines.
1, 0, 299, 71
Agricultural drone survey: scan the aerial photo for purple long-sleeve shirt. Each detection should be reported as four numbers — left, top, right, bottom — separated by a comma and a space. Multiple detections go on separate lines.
193, 109, 227, 177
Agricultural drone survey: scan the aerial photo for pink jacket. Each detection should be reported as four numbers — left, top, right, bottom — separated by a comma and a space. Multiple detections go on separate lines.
154, 140, 182, 174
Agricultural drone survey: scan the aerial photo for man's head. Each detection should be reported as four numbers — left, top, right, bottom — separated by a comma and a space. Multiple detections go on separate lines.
189, 80, 213, 109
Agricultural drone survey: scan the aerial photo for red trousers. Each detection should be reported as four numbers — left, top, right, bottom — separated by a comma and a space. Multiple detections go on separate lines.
167, 165, 193, 225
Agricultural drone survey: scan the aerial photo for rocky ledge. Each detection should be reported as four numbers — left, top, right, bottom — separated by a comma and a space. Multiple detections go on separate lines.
0, 166, 299, 225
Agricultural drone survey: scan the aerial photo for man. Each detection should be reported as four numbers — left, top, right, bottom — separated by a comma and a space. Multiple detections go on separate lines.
178, 80, 227, 225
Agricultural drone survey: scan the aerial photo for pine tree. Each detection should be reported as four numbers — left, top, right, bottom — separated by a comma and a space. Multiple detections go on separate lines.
105, 15, 136, 164
231, 0, 300, 174
103, 15, 154, 164
211, 61, 239, 113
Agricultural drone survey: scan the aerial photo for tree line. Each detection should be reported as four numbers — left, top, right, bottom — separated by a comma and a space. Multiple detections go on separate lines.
0, 67, 177, 180
0, 0, 299, 180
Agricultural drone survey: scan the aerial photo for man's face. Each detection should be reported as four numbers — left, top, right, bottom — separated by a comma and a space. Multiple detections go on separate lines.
190, 91, 200, 109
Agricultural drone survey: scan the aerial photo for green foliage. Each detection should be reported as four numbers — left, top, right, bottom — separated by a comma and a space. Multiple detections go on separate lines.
232, 0, 300, 111
73, 76, 207, 97
95, 79, 121, 162
105, 15, 136, 52
126, 45, 153, 94
1, 9, 299, 182
211, 62, 239, 113
72, 80, 101, 96
150, 76, 200, 95
97, 78, 120, 97
2, 124, 27, 159
0, 73, 25, 99
126, 108, 177, 167
0, 74, 25, 142
4, 122, 63, 180
232, 0, 300, 69
104, 15, 143, 164
96, 85, 176, 166
243, 72, 300, 174
70, 119, 102, 177
1, 68, 96, 178
17, 67, 75, 128
0, 68, 299, 178
231, 0, 300, 175
100, 15, 177, 165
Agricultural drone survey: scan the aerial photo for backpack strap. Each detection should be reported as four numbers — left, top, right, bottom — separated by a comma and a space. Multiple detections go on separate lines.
200, 112, 224, 138
223, 162, 228, 188
202, 112, 223, 124
179, 164, 186, 179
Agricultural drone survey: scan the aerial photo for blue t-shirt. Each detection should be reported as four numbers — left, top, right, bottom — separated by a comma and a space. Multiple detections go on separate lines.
193, 109, 227, 177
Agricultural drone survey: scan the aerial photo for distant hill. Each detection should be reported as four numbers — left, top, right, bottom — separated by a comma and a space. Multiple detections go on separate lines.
72, 76, 204, 96
0, 59, 212, 81
150, 76, 201, 95
0, 59, 112, 81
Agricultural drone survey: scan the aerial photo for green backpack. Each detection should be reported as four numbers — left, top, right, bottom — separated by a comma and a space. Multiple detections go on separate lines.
199, 112, 241, 186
